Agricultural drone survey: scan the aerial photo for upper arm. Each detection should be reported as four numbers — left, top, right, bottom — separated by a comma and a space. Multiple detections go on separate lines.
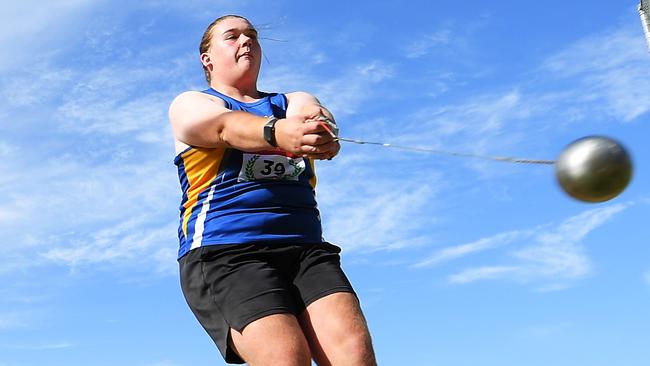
285, 92, 336, 127
169, 91, 230, 148
285, 91, 322, 117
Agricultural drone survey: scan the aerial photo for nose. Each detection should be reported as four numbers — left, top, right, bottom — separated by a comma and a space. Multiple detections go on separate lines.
240, 34, 253, 47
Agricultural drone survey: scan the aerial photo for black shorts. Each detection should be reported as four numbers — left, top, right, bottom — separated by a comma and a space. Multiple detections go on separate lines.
179, 242, 356, 364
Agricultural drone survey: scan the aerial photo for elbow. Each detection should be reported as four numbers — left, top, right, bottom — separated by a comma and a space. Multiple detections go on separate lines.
215, 125, 232, 148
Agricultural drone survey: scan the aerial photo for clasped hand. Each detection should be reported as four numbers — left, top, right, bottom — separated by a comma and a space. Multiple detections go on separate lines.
275, 109, 340, 160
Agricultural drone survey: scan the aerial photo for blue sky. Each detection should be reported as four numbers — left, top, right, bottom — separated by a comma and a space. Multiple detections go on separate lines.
1, 1, 649, 365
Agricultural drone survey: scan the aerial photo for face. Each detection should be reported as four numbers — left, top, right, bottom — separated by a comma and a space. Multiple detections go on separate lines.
202, 17, 262, 83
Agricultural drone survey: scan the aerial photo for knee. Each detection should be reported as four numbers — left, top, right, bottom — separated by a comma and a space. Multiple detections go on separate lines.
237, 342, 311, 366
264, 345, 312, 366
337, 331, 377, 365
284, 341, 312, 366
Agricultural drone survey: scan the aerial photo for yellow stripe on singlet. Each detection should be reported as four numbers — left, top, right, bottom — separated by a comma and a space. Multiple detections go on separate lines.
308, 158, 317, 189
180, 147, 225, 237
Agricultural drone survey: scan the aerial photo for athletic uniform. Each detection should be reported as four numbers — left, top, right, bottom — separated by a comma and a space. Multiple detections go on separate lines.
175, 88, 355, 364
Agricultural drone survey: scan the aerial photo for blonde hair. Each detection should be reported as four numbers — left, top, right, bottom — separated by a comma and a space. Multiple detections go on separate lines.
199, 15, 252, 83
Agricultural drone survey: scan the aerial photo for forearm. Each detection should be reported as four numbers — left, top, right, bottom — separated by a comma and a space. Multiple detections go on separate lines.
217, 111, 276, 151
170, 92, 276, 151
177, 108, 324, 156
220, 114, 332, 157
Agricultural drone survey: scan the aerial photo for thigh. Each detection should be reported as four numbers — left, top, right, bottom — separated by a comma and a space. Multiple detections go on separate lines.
298, 292, 376, 366
198, 244, 298, 331
229, 313, 312, 366
180, 244, 299, 364
291, 242, 356, 312
290, 243, 376, 365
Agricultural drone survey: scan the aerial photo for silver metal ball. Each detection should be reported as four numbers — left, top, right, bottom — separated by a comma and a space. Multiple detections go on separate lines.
555, 136, 633, 203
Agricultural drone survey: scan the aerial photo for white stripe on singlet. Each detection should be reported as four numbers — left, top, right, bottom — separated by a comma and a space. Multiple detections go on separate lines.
190, 184, 218, 250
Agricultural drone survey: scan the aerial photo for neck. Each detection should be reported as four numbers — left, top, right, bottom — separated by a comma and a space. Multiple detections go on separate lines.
209, 71, 261, 102
209, 82, 261, 102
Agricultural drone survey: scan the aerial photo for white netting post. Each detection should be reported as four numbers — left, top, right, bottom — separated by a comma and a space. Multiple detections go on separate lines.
640, 0, 650, 52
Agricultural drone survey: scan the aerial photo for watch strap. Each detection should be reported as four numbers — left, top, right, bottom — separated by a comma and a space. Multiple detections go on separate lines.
263, 117, 280, 147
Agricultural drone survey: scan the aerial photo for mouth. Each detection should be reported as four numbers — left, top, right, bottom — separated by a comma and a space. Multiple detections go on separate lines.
238, 51, 253, 59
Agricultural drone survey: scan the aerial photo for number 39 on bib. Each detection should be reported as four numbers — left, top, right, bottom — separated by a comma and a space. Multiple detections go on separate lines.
238, 153, 306, 182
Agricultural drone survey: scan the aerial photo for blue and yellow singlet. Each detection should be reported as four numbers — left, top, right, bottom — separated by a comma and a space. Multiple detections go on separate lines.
174, 88, 323, 259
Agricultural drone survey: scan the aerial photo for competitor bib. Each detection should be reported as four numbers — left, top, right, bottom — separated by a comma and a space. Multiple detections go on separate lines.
238, 153, 306, 182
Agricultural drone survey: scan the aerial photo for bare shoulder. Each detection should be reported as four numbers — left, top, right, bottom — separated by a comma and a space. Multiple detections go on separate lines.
170, 90, 226, 111
169, 90, 228, 125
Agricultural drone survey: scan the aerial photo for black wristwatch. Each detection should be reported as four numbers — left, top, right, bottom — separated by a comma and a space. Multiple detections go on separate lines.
263, 117, 280, 147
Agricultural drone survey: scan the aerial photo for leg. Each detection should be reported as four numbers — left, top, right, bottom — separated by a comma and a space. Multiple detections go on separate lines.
298, 292, 376, 366
181, 244, 313, 364
230, 313, 312, 366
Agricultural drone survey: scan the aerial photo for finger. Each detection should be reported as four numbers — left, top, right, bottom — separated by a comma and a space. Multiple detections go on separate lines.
300, 140, 338, 154
319, 122, 338, 138
301, 105, 322, 118
303, 152, 335, 160
330, 141, 340, 156
301, 121, 331, 134
303, 140, 339, 160
301, 145, 320, 154
301, 133, 331, 146
323, 146, 338, 160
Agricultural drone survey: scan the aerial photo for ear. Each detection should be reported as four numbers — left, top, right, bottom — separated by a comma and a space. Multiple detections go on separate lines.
200, 52, 212, 70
